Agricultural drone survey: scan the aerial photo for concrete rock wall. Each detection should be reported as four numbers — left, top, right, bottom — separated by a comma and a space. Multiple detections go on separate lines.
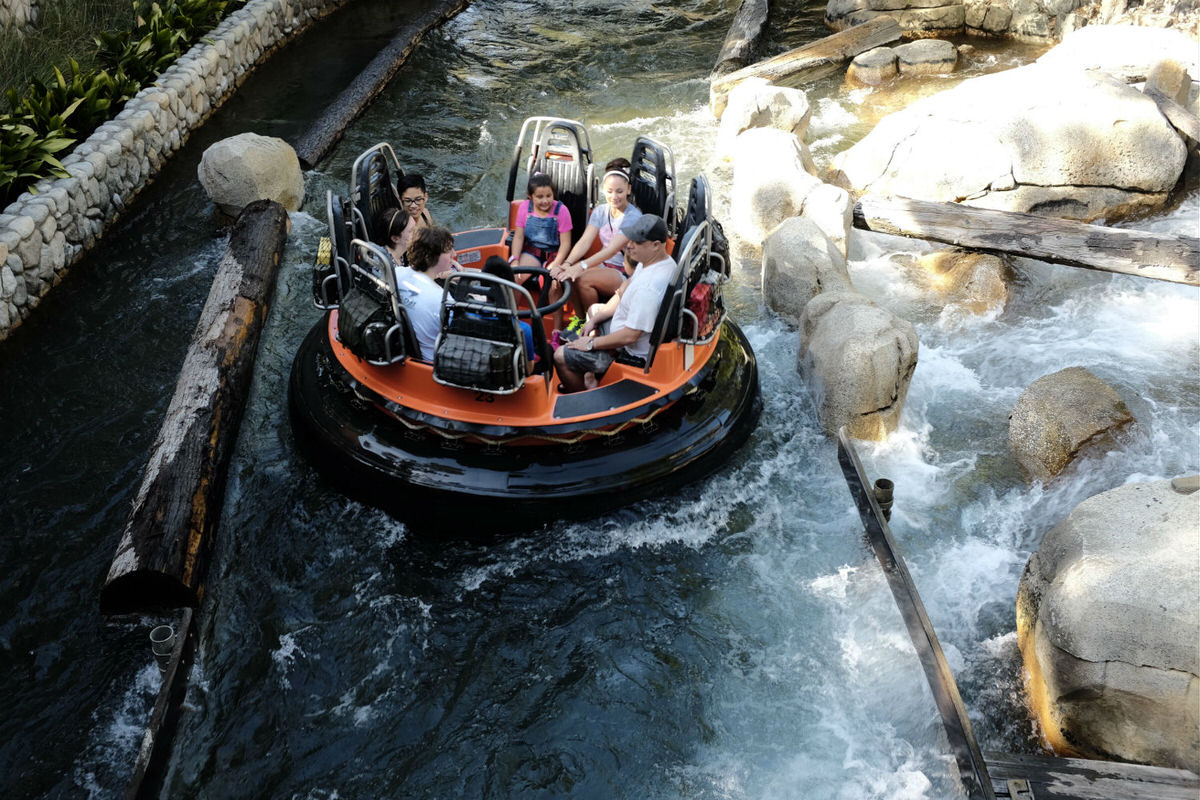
0, 0, 350, 341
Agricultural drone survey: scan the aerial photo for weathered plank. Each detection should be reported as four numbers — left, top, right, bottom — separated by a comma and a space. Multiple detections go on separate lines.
710, 15, 902, 117
123, 610, 196, 800
293, 0, 469, 169
854, 195, 1200, 286
100, 200, 289, 615
837, 430, 996, 800
987, 751, 1200, 800
711, 0, 769, 78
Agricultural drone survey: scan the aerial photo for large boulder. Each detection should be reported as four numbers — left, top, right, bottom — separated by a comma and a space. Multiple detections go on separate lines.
918, 249, 1011, 315
1008, 367, 1134, 481
825, 0, 968, 37
761, 217, 853, 323
1016, 476, 1200, 771
832, 62, 1188, 221
717, 79, 813, 160
730, 128, 823, 249
198, 133, 305, 217
1036, 24, 1200, 82
798, 291, 919, 439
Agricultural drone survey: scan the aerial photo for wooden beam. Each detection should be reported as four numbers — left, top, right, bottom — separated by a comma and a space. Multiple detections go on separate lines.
293, 0, 469, 169
711, 0, 769, 78
100, 200, 289, 615
854, 195, 1200, 286
837, 431, 997, 800
710, 15, 902, 117
986, 750, 1200, 800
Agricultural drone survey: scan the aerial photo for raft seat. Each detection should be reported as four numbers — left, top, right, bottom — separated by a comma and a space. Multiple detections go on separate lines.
433, 274, 530, 395
629, 137, 675, 232
351, 146, 401, 244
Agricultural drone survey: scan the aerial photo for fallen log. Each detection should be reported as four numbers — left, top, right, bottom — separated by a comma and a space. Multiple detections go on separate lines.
853, 195, 1200, 286
293, 0, 469, 169
712, 0, 769, 78
710, 15, 902, 117
100, 200, 289, 615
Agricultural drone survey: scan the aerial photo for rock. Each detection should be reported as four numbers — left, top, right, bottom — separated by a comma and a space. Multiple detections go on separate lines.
718, 79, 813, 161
730, 127, 823, 250
964, 0, 1014, 33
798, 290, 918, 439
1037, 24, 1200, 82
198, 132, 305, 216
800, 182, 853, 259
894, 39, 958, 75
832, 62, 1187, 221
1008, 366, 1134, 481
1145, 59, 1194, 106
918, 249, 1010, 314
761, 217, 853, 323
847, 47, 899, 85
1016, 476, 1200, 771
825, 0, 967, 37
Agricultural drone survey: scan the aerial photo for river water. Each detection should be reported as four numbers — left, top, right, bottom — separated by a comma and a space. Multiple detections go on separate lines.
1, 0, 1197, 798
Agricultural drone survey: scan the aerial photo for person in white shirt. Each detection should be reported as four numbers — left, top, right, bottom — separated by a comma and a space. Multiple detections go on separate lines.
395, 226, 458, 360
554, 214, 676, 392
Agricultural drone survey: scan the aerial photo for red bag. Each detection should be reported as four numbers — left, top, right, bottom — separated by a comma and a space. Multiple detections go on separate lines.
686, 283, 714, 336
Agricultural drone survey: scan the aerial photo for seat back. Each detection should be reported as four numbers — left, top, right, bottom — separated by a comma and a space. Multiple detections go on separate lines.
629, 137, 675, 232
335, 240, 418, 365
433, 272, 536, 394
643, 222, 708, 371
350, 143, 402, 244
507, 118, 593, 239
313, 191, 356, 309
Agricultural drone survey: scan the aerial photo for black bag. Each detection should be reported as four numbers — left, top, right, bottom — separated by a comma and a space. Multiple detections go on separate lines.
337, 286, 394, 362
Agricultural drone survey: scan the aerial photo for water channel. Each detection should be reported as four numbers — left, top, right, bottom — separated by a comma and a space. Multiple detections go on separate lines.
1, 0, 1197, 797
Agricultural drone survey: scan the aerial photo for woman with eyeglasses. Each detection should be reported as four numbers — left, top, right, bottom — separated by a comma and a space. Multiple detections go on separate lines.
395, 173, 435, 256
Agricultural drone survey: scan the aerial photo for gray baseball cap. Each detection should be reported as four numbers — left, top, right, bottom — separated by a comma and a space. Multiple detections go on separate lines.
620, 213, 668, 243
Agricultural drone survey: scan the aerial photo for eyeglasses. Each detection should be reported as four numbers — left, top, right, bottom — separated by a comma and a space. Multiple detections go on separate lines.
401, 196, 426, 206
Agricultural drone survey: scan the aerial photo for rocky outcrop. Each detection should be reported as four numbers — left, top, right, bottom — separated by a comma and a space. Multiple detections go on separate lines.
827, 0, 1200, 40
831, 61, 1188, 221
894, 39, 959, 74
1008, 367, 1135, 481
717, 79, 812, 160
198, 133, 305, 216
0, 0, 37, 31
730, 127, 823, 248
918, 250, 1011, 314
798, 290, 919, 439
1017, 476, 1200, 771
762, 217, 853, 323
1036, 24, 1200, 83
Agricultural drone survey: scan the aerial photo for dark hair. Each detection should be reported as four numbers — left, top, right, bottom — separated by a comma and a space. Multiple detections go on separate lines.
373, 206, 406, 247
603, 157, 631, 181
397, 173, 428, 195
482, 255, 516, 283
526, 172, 554, 198
407, 226, 454, 271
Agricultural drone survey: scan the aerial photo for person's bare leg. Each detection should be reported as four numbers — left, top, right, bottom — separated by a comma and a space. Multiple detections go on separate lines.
554, 347, 586, 393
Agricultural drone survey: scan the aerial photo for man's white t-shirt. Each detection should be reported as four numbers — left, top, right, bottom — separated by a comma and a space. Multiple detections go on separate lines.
610, 255, 676, 358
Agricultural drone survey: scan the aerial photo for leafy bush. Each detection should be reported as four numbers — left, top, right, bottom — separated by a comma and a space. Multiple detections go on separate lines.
0, 0, 246, 207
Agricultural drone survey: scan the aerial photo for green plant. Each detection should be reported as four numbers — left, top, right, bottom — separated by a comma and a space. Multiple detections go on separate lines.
0, 116, 75, 200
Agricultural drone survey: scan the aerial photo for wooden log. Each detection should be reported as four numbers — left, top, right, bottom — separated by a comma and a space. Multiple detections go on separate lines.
710, 15, 902, 117
293, 0, 469, 169
100, 200, 289, 615
853, 195, 1200, 286
985, 750, 1199, 800
712, 0, 769, 78
837, 431, 996, 800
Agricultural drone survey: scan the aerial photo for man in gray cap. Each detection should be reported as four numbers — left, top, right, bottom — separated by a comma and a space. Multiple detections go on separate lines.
554, 213, 676, 392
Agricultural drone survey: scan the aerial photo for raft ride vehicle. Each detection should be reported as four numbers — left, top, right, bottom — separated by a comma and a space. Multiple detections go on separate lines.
289, 117, 761, 530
